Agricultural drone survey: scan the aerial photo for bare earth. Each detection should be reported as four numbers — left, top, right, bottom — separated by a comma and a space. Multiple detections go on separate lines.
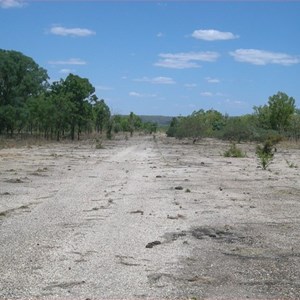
0, 134, 300, 299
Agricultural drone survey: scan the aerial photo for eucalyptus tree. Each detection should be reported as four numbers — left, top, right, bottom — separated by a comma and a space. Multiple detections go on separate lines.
0, 49, 48, 134
268, 91, 295, 132
128, 112, 142, 136
288, 109, 300, 140
92, 97, 111, 134
253, 104, 271, 129
62, 74, 95, 140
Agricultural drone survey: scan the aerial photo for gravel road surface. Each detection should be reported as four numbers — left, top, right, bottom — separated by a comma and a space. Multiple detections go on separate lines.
1, 135, 300, 299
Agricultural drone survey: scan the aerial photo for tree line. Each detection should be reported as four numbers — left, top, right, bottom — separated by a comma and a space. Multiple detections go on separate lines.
1, 49, 298, 143
0, 49, 157, 140
167, 92, 300, 142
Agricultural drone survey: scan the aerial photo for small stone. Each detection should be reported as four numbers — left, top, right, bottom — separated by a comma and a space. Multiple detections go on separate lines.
146, 241, 161, 248
175, 186, 183, 190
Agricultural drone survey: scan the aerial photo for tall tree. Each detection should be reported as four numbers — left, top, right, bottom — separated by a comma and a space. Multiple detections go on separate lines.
62, 74, 95, 140
253, 104, 271, 129
268, 91, 295, 132
288, 109, 300, 140
128, 112, 142, 136
48, 80, 75, 141
0, 49, 48, 134
92, 98, 111, 133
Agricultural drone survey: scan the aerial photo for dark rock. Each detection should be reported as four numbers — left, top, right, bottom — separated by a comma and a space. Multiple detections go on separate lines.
146, 241, 161, 248
175, 186, 183, 190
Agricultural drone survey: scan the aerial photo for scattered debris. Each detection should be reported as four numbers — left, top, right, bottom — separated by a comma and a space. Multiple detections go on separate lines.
167, 214, 185, 220
146, 241, 161, 248
5, 178, 24, 183
175, 186, 183, 190
130, 210, 144, 215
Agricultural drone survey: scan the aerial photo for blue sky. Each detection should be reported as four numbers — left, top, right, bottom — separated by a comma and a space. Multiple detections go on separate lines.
1, 0, 300, 116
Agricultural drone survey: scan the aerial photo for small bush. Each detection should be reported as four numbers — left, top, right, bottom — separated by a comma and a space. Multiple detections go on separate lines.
224, 143, 246, 158
256, 140, 275, 170
95, 138, 104, 149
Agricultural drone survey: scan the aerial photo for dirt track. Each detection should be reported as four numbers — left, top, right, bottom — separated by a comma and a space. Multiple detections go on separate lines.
1, 134, 300, 299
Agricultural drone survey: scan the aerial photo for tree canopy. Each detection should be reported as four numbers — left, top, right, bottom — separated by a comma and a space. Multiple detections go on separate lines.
268, 91, 295, 132
0, 49, 155, 140
167, 92, 298, 142
0, 49, 48, 134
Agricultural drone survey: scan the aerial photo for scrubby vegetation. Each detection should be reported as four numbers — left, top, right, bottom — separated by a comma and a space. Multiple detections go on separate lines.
167, 93, 299, 143
224, 143, 246, 158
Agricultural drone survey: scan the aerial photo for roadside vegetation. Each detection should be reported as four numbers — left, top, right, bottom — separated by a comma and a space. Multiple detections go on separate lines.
0, 49, 157, 142
1, 49, 298, 148
166, 93, 299, 143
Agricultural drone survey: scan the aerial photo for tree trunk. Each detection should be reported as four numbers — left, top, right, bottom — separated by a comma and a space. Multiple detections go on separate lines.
71, 125, 75, 141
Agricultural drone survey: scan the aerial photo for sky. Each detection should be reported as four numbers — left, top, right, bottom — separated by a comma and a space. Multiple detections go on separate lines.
0, 0, 300, 116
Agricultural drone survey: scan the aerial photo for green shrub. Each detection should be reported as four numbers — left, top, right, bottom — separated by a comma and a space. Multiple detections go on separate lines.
256, 140, 275, 170
224, 143, 246, 158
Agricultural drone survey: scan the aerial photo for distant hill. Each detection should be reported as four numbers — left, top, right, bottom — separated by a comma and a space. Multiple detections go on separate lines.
139, 115, 174, 126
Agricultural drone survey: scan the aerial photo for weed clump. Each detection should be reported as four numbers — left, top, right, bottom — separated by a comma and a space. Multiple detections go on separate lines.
224, 143, 246, 158
95, 138, 104, 149
256, 140, 275, 170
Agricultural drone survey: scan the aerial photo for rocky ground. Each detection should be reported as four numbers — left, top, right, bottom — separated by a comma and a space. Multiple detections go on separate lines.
0, 134, 300, 299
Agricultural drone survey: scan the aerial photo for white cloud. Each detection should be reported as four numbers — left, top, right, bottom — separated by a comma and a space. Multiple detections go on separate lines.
155, 51, 219, 69
59, 68, 74, 74
200, 92, 213, 97
230, 49, 300, 66
48, 58, 87, 65
205, 77, 220, 83
200, 91, 225, 97
0, 0, 24, 8
192, 29, 239, 41
96, 85, 113, 91
184, 83, 197, 88
50, 26, 95, 37
129, 92, 141, 97
134, 76, 175, 84
153, 76, 175, 84
129, 92, 157, 98
225, 98, 245, 106
157, 32, 164, 38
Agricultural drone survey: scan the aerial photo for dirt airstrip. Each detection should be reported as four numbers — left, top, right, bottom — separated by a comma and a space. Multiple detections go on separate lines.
0, 134, 300, 299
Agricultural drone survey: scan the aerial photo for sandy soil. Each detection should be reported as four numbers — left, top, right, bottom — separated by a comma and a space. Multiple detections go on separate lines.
0, 134, 300, 299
